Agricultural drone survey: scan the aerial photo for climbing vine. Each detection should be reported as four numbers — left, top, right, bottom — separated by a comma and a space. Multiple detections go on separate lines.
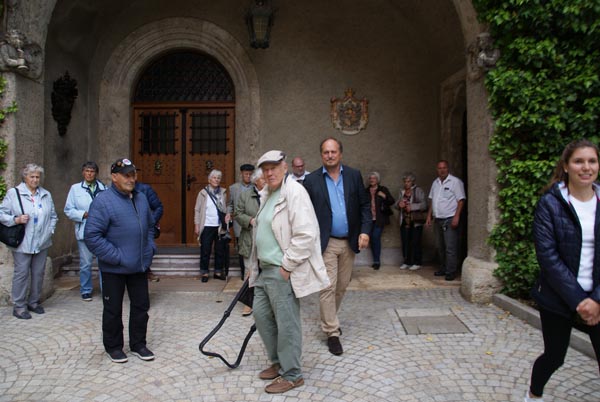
472, 0, 600, 297
0, 75, 18, 200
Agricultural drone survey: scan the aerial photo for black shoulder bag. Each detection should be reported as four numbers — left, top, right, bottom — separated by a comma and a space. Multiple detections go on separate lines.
199, 278, 256, 368
0, 188, 26, 248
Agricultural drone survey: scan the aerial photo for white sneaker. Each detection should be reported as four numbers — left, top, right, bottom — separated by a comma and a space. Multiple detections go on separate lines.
524, 390, 544, 402
400, 264, 410, 269
409, 265, 422, 271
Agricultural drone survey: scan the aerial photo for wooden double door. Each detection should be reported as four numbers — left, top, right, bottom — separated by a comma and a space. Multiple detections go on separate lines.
132, 104, 235, 246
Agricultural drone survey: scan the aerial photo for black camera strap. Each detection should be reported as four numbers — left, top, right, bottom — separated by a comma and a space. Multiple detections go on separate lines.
199, 278, 256, 369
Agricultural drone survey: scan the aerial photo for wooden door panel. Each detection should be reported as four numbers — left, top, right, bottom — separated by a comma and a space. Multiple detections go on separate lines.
132, 108, 182, 246
132, 105, 235, 247
185, 108, 235, 245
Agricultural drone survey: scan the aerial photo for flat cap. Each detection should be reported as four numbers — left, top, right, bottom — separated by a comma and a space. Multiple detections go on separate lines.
257, 150, 286, 167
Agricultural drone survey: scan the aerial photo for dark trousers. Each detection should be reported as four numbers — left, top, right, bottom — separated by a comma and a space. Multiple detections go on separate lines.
199, 226, 225, 275
530, 308, 600, 396
236, 237, 246, 278
101, 271, 150, 353
369, 224, 384, 264
400, 224, 423, 266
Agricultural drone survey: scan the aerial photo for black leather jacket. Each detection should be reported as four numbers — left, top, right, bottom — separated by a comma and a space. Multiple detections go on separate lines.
531, 182, 600, 318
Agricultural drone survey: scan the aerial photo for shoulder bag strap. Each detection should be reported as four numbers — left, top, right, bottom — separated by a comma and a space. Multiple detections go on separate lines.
14, 187, 25, 215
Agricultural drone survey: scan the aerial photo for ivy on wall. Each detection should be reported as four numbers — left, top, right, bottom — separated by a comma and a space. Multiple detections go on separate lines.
0, 75, 18, 200
471, 1, 600, 297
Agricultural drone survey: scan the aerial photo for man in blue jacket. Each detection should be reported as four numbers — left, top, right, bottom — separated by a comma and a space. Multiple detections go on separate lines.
84, 158, 155, 364
303, 137, 372, 356
64, 161, 106, 301
134, 180, 163, 282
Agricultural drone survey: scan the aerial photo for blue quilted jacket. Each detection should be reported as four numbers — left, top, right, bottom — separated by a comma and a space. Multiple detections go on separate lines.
84, 185, 154, 275
531, 182, 600, 318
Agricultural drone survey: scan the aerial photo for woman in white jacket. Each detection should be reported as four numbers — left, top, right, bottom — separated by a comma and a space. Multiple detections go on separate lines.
0, 164, 58, 319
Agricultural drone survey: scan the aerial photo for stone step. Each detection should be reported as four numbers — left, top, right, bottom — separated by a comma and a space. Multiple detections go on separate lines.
60, 254, 242, 277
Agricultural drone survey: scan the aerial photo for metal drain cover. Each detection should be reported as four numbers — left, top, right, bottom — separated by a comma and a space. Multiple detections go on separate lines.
396, 308, 471, 335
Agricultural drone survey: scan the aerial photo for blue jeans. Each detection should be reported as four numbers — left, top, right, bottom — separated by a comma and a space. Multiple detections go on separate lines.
78, 240, 95, 294
369, 224, 384, 264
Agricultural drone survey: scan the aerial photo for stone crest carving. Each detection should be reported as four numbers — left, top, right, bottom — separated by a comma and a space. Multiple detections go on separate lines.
330, 88, 369, 135
51, 72, 78, 136
467, 32, 500, 81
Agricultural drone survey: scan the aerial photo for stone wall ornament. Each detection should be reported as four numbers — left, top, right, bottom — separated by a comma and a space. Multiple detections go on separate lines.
467, 32, 500, 81
51, 71, 78, 136
0, 29, 42, 79
330, 88, 369, 135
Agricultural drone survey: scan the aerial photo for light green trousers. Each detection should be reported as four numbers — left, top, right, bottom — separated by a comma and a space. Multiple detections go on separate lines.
253, 264, 302, 381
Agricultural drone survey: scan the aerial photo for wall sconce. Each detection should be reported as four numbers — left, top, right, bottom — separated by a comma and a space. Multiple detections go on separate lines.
246, 0, 274, 49
51, 71, 78, 136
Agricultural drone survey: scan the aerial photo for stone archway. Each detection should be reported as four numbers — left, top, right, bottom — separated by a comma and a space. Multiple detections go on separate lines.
95, 17, 260, 182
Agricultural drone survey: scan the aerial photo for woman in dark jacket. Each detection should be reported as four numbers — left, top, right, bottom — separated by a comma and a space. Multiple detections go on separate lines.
365, 172, 394, 270
526, 139, 600, 402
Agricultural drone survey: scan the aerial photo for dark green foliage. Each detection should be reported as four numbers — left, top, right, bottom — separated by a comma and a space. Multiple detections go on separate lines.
473, 0, 600, 297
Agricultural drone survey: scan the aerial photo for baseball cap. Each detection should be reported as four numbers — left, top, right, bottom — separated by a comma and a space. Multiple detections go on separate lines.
111, 158, 136, 174
257, 150, 286, 167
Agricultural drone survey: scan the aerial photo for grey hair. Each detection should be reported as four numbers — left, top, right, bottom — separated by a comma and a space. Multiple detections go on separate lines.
22, 163, 44, 178
402, 172, 416, 183
367, 171, 380, 184
250, 168, 263, 183
208, 169, 222, 180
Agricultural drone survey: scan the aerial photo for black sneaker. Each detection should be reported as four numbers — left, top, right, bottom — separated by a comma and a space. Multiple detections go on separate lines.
27, 305, 45, 314
131, 346, 155, 361
81, 293, 92, 302
327, 336, 343, 355
13, 310, 32, 320
107, 350, 128, 363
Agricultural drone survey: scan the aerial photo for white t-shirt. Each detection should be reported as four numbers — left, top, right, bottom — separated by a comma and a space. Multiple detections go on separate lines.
569, 194, 596, 292
428, 174, 466, 219
204, 194, 220, 227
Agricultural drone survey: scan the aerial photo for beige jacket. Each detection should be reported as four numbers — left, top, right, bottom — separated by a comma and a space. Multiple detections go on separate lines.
194, 186, 227, 234
248, 176, 330, 298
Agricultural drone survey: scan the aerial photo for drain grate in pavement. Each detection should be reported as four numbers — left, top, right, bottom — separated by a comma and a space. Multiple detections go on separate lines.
395, 308, 471, 335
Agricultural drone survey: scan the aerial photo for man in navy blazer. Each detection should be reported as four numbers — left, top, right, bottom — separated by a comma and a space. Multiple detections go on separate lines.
303, 137, 372, 355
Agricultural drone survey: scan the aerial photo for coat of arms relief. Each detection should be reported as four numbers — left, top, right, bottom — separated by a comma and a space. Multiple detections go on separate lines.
330, 88, 369, 135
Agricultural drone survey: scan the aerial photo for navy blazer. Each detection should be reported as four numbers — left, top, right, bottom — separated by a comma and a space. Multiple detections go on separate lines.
304, 164, 372, 254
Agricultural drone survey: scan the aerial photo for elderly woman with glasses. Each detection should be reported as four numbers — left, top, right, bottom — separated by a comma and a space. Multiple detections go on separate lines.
0, 163, 58, 319
396, 172, 427, 270
194, 169, 231, 282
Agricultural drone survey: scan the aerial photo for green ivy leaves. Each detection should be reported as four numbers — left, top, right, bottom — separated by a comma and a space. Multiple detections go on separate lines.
475, 0, 600, 297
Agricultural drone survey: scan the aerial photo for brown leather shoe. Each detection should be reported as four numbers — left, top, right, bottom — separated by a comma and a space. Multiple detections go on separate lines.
265, 376, 304, 394
259, 363, 281, 380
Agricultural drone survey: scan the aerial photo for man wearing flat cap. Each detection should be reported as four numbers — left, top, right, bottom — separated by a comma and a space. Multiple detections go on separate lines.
228, 163, 255, 279
84, 158, 156, 364
247, 150, 329, 394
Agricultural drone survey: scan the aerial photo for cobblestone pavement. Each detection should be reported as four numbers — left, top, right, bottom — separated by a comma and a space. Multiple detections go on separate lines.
1, 271, 599, 401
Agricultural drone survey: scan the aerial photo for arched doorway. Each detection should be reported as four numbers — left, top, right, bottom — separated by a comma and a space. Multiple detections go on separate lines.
131, 51, 236, 246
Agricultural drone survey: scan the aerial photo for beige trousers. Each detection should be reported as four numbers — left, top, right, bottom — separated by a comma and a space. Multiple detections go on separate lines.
319, 237, 355, 337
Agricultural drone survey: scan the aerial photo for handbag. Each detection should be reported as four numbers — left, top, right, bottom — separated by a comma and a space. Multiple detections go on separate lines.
411, 210, 428, 224
0, 188, 26, 248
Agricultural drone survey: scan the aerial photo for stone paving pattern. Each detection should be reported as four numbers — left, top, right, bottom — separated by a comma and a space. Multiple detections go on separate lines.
1, 267, 599, 401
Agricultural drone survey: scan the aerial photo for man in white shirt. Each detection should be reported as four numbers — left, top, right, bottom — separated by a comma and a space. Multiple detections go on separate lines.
289, 157, 309, 184
426, 160, 465, 281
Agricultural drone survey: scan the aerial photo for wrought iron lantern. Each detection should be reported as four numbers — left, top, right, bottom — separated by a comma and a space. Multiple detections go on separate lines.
246, 0, 274, 49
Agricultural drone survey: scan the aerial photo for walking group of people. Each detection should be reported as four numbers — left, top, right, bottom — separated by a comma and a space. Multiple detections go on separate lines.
1, 138, 599, 398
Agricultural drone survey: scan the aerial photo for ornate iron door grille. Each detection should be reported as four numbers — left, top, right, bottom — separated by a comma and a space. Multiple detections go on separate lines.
139, 111, 179, 155
133, 51, 235, 102
190, 111, 229, 155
